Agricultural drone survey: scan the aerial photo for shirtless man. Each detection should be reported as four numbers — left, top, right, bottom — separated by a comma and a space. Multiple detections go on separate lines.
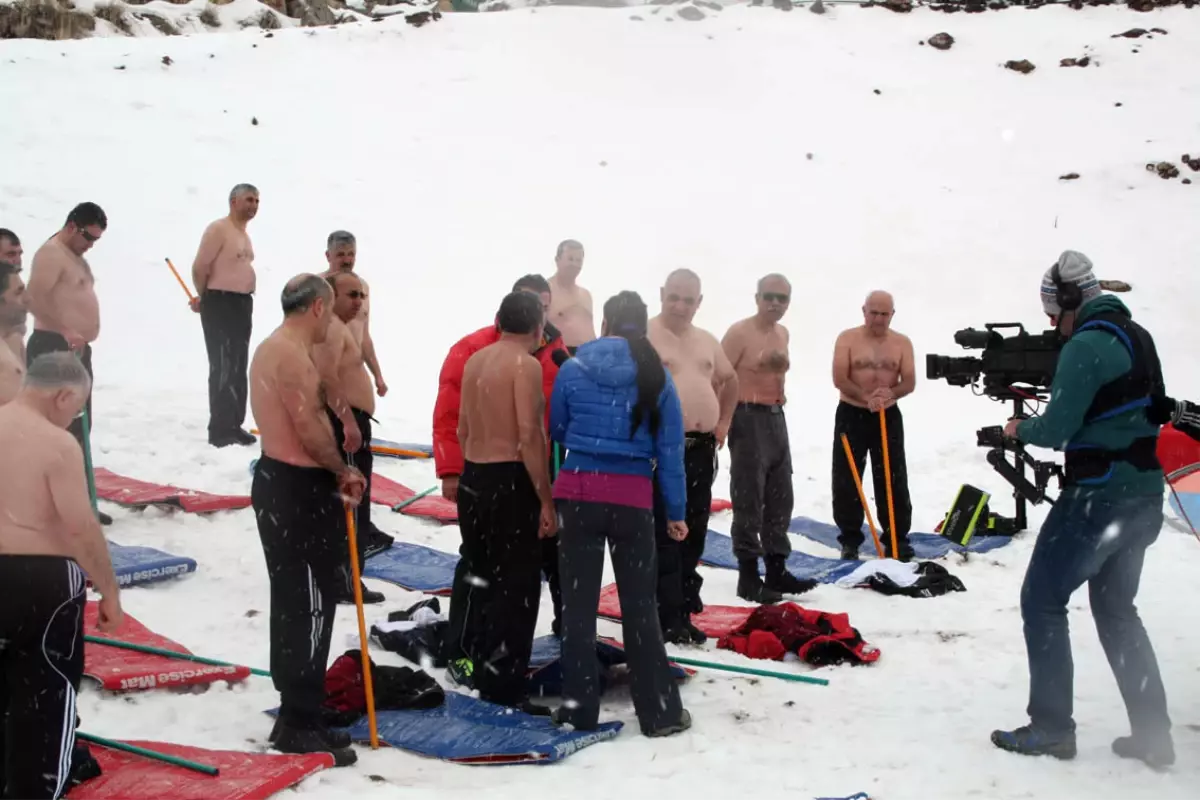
455, 290, 556, 714
191, 184, 259, 448
0, 262, 28, 404
721, 274, 814, 603
547, 239, 596, 350
0, 228, 21, 268
313, 272, 388, 606
647, 268, 740, 642
322, 231, 387, 399
0, 352, 122, 799
831, 290, 916, 561
248, 274, 365, 766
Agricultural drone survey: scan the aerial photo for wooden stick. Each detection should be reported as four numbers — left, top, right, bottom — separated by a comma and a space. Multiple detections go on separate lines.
667, 655, 829, 686
164, 258, 196, 302
84, 635, 271, 677
840, 433, 884, 558
345, 502, 380, 749
78, 732, 220, 776
879, 409, 899, 558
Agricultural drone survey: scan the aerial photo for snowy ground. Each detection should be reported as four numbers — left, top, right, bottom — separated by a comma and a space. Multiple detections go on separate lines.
2, 3, 1200, 798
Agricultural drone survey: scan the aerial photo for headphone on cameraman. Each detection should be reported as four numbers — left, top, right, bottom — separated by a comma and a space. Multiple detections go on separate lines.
1050, 261, 1083, 313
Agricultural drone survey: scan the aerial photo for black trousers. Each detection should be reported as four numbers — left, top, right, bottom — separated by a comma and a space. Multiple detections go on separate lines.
454, 460, 542, 706
0, 555, 86, 800
653, 431, 718, 626
26, 331, 91, 452
251, 455, 344, 728
728, 403, 794, 561
543, 445, 564, 632
556, 499, 683, 734
200, 290, 253, 438
831, 401, 912, 552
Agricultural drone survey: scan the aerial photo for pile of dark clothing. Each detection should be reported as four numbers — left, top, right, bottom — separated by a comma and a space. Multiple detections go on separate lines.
837, 560, 966, 599
717, 602, 881, 666
320, 649, 444, 728
369, 598, 450, 669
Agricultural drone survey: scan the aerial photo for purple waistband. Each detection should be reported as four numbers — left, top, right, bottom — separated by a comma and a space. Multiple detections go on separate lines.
552, 470, 652, 510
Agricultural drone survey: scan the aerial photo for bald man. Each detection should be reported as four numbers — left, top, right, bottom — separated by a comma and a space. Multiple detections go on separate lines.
721, 274, 815, 603
830, 290, 916, 561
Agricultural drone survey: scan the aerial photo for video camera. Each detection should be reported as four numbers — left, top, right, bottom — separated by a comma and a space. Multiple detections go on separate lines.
927, 323, 1066, 534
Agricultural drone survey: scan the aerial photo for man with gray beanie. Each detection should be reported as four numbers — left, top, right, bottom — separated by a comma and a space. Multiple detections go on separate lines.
991, 249, 1174, 769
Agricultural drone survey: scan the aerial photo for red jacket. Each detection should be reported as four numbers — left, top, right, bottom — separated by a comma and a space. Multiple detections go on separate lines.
432, 322, 570, 478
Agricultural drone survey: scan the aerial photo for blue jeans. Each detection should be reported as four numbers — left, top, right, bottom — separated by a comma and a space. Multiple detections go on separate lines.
1020, 488, 1171, 738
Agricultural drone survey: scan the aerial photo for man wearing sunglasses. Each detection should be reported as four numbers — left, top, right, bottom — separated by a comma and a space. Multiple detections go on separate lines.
24, 203, 111, 525
720, 274, 815, 603
322, 230, 387, 400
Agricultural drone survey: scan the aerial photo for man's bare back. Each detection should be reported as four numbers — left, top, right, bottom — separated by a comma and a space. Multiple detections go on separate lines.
28, 237, 100, 346
0, 404, 85, 556
649, 316, 736, 433
0, 340, 24, 405
194, 217, 256, 295
722, 318, 790, 406
548, 277, 595, 348
250, 332, 332, 469
459, 341, 542, 465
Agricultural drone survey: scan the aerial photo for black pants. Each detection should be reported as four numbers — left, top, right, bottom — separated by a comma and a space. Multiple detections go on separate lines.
0, 556, 86, 800
728, 403, 794, 561
654, 432, 718, 626
200, 290, 253, 439
831, 401, 912, 552
26, 332, 91, 452
543, 445, 564, 633
327, 405, 388, 552
454, 460, 542, 706
251, 455, 344, 728
556, 499, 684, 734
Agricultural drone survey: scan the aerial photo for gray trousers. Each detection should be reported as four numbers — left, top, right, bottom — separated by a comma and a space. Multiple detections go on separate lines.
728, 403, 795, 561
556, 499, 684, 734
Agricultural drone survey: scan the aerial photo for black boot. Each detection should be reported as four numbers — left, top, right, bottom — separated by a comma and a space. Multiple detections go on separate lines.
271, 722, 357, 767
764, 555, 818, 596
839, 543, 860, 561
881, 534, 915, 562
736, 559, 782, 604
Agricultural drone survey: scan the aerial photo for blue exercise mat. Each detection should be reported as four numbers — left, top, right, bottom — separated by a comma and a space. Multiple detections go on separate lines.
107, 542, 197, 588
265, 692, 621, 764
362, 541, 458, 595
526, 635, 689, 696
1169, 488, 1200, 529
787, 516, 1013, 559
699, 531, 858, 583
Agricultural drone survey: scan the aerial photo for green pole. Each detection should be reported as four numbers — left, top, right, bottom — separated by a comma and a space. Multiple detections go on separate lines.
553, 442, 562, 480
668, 654, 830, 686
77, 732, 220, 776
84, 635, 271, 678
80, 407, 98, 513
391, 485, 437, 512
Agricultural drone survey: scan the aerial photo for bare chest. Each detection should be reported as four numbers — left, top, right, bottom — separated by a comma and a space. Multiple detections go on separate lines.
850, 343, 900, 373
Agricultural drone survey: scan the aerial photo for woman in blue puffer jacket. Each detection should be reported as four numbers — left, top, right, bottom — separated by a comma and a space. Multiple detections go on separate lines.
548, 290, 692, 738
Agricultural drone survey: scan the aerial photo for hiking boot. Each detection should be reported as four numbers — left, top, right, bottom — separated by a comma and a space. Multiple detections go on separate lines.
232, 428, 258, 446
839, 543, 860, 561
684, 619, 708, 645
881, 535, 915, 562
335, 578, 384, 605
271, 724, 357, 767
644, 709, 692, 738
1113, 735, 1175, 770
268, 717, 351, 750
736, 559, 782, 604
764, 555, 818, 595
663, 624, 694, 646
447, 657, 474, 688
991, 724, 1077, 760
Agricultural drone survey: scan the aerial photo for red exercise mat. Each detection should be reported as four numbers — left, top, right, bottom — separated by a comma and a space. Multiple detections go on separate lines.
93, 468, 251, 514
596, 583, 754, 639
371, 473, 458, 523
70, 740, 333, 800
84, 602, 251, 691
710, 498, 732, 513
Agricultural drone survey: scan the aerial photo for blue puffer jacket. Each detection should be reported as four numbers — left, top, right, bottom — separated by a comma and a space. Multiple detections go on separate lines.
550, 336, 686, 521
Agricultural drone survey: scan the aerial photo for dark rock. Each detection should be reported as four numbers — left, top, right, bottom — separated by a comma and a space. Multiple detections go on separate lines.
1059, 172, 1081, 180
809, 0, 826, 12
873, 88, 882, 95
1184, 178, 1193, 185
1113, 28, 1148, 38
1146, 161, 1179, 179
1182, 154, 1200, 172
678, 5, 705, 20
1060, 56, 1090, 67
928, 32, 954, 50
406, 10, 442, 26
1005, 59, 1035, 74
252, 116, 259, 126
161, 55, 172, 66
1114, 102, 1122, 107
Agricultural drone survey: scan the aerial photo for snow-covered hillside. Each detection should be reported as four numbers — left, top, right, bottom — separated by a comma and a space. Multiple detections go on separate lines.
1, 4, 1198, 799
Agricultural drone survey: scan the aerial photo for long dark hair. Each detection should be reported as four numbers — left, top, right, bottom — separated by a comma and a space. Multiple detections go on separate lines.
604, 291, 665, 439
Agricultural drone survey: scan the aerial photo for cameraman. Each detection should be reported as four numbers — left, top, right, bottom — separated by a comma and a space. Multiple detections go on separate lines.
991, 251, 1173, 768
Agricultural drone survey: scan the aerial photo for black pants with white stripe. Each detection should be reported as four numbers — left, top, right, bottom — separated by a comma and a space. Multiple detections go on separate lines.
252, 456, 345, 729
0, 555, 86, 800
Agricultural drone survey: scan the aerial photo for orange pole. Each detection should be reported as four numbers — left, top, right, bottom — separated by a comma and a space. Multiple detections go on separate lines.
840, 433, 884, 558
249, 430, 429, 461
165, 258, 195, 302
879, 410, 899, 558
344, 503, 379, 749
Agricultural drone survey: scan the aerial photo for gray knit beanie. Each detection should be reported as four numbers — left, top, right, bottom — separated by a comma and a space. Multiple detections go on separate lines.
1040, 250, 1102, 316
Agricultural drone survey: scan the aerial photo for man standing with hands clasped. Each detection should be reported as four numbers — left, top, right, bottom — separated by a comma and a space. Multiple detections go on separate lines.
991, 250, 1174, 769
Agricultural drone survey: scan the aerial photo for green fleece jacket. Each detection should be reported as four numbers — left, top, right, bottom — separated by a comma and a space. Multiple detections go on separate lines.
1015, 295, 1164, 497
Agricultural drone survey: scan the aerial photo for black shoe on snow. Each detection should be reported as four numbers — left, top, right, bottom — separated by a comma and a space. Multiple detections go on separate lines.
839, 544, 860, 561
643, 709, 693, 738
686, 595, 704, 615
517, 699, 554, 717
662, 624, 694, 646
991, 724, 1076, 760
271, 724, 357, 767
1113, 735, 1175, 770
684, 619, 708, 644
736, 559, 782, 604
336, 580, 384, 605
232, 428, 257, 446
96, 510, 113, 526
764, 555, 818, 595
269, 717, 348, 749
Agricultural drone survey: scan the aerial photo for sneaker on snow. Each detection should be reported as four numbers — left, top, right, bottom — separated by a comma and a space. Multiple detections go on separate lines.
991, 724, 1076, 760
447, 657, 474, 687
643, 709, 692, 738
1113, 735, 1175, 769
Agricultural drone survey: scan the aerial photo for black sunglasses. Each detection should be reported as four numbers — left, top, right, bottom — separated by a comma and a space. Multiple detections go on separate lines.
79, 230, 99, 243
761, 292, 790, 303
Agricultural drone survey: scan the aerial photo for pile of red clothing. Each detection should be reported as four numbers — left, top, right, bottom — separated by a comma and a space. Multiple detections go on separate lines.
716, 602, 880, 666
321, 649, 445, 727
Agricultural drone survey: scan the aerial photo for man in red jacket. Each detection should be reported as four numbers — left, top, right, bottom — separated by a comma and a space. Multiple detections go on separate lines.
433, 274, 570, 684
